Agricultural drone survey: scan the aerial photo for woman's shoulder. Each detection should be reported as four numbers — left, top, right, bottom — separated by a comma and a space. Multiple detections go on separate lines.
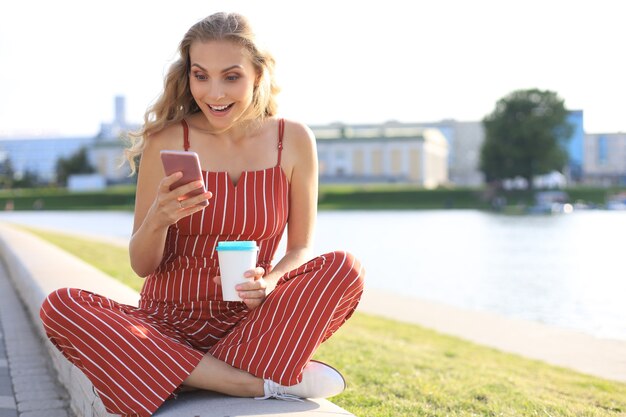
144, 121, 186, 153
275, 117, 316, 171
279, 117, 315, 146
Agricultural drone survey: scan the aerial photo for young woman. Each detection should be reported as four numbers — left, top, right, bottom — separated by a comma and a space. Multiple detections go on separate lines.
40, 12, 364, 417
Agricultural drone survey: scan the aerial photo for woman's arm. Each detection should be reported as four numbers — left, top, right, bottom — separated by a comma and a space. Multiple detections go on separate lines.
233, 120, 318, 308
264, 121, 318, 287
129, 128, 212, 277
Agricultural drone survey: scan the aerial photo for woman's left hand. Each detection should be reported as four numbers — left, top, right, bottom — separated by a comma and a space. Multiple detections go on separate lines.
213, 267, 269, 310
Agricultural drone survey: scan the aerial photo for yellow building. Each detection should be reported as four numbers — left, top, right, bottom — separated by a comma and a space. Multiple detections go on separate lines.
313, 123, 449, 188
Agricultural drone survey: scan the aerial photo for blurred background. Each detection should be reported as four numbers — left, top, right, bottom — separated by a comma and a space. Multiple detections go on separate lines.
0, 0, 624, 342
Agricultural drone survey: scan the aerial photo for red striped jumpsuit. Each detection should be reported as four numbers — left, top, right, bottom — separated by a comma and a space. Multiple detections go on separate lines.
39, 119, 365, 417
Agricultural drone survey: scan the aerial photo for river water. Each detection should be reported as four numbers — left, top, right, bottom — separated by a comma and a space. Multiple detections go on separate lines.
1, 209, 624, 341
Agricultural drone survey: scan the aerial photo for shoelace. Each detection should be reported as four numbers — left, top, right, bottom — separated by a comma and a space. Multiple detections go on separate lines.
255, 380, 304, 402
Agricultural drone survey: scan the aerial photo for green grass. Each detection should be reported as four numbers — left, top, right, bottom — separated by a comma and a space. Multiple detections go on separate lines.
0, 185, 137, 211
317, 184, 491, 210
19, 226, 144, 291
2, 184, 626, 211
21, 226, 626, 416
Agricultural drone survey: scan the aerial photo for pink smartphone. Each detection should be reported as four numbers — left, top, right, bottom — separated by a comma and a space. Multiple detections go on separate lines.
160, 150, 209, 206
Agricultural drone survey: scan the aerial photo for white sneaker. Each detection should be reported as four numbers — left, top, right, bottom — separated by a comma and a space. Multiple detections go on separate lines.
256, 360, 346, 401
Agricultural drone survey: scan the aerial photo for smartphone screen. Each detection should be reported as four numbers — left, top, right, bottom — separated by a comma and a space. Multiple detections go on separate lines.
160, 150, 209, 206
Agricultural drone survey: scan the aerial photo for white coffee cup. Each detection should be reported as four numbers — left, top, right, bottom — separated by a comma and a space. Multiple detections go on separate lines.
216, 241, 259, 301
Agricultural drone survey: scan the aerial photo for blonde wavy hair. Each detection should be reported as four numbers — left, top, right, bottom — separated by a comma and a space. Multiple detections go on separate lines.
125, 12, 280, 174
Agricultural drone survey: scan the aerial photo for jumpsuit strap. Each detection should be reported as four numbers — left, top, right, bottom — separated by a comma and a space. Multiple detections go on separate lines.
277, 118, 285, 166
181, 119, 190, 151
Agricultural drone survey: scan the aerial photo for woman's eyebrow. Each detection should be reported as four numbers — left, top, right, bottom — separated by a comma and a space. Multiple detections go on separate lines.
190, 63, 244, 73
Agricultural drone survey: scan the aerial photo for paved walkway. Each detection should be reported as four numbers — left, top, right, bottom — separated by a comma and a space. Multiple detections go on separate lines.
0, 261, 72, 417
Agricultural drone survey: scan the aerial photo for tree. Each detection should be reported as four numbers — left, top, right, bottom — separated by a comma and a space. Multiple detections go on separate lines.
0, 156, 15, 189
0, 157, 41, 189
480, 89, 573, 190
56, 147, 96, 186
14, 169, 41, 188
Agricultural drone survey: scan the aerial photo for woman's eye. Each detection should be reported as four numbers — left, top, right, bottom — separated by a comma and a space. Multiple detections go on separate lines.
193, 72, 207, 81
226, 74, 240, 81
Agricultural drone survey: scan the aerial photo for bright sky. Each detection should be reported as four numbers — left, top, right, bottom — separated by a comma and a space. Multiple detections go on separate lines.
1, 0, 624, 138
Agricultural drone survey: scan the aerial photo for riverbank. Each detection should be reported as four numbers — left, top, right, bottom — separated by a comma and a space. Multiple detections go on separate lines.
1, 184, 625, 211
19, 224, 626, 383
11, 224, 626, 416
3, 208, 626, 342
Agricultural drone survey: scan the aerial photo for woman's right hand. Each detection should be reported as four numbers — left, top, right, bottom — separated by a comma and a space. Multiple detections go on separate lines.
147, 172, 213, 228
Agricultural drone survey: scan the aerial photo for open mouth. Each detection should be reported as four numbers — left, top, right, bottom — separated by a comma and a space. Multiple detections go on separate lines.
208, 103, 234, 112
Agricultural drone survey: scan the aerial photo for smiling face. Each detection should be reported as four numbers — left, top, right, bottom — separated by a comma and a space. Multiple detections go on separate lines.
189, 40, 258, 131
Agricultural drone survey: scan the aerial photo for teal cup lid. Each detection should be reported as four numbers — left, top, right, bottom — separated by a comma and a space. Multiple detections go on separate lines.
216, 241, 258, 251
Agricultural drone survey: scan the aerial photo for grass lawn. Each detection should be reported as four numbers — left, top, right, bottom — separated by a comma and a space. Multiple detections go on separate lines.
21, 226, 626, 417
3, 184, 626, 211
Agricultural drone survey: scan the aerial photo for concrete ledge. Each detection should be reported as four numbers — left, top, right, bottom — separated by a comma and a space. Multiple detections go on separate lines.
0, 223, 354, 417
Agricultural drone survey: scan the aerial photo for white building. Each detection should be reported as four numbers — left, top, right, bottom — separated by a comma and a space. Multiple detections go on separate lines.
312, 119, 484, 187
88, 96, 140, 184
446, 121, 485, 186
584, 132, 626, 185
313, 123, 449, 188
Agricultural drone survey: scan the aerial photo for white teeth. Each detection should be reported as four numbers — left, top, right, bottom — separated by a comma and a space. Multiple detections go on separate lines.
209, 104, 230, 111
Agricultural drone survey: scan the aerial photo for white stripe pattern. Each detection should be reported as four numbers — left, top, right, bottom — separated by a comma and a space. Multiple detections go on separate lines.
39, 120, 365, 416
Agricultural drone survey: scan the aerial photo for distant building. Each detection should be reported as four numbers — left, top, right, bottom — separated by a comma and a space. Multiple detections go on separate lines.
311, 119, 484, 187
566, 110, 585, 182
312, 123, 449, 188
583, 132, 626, 185
413, 120, 484, 186
89, 95, 140, 183
1, 98, 624, 188
425, 109, 590, 187
0, 95, 136, 184
67, 173, 107, 191
0, 136, 93, 182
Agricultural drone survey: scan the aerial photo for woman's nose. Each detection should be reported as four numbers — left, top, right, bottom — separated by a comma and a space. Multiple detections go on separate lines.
207, 81, 225, 100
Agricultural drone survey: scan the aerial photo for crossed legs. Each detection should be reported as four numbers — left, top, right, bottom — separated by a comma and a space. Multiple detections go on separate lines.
182, 352, 264, 397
